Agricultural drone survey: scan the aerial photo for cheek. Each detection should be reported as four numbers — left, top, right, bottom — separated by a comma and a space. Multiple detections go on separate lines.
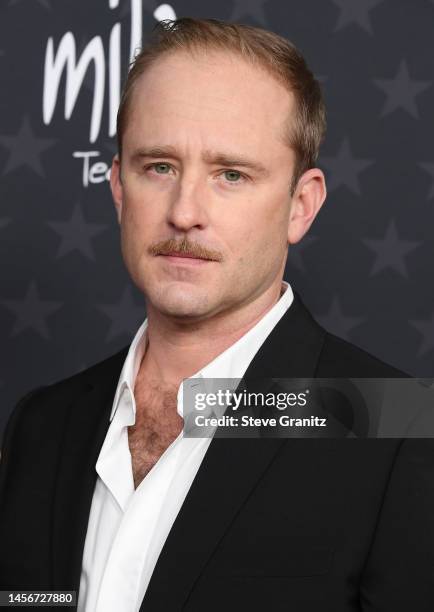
121, 194, 156, 238
119, 206, 149, 268
227, 204, 285, 257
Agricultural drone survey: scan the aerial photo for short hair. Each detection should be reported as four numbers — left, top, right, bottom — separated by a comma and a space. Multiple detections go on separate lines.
116, 17, 326, 195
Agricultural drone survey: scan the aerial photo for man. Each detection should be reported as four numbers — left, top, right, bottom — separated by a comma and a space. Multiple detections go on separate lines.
1, 17, 433, 612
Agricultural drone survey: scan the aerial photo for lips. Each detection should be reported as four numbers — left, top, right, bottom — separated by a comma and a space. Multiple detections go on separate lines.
164, 252, 203, 259
159, 252, 212, 266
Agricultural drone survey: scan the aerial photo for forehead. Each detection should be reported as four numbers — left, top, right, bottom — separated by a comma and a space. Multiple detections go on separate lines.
123, 50, 295, 159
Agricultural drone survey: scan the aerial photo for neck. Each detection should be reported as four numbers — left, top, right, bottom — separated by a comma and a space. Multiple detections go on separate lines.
138, 281, 285, 388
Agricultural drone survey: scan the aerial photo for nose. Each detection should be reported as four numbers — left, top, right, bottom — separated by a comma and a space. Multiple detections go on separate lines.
166, 169, 208, 232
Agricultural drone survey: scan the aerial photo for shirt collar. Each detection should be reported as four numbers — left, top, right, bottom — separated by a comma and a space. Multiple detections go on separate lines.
110, 319, 148, 421
110, 280, 294, 421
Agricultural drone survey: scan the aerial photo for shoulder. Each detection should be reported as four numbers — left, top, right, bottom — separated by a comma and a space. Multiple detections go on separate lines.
316, 330, 408, 378
287, 291, 408, 378
2, 346, 129, 445
24, 345, 127, 404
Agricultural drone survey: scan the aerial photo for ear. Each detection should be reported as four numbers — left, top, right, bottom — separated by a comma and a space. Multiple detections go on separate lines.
287, 168, 327, 245
110, 154, 123, 224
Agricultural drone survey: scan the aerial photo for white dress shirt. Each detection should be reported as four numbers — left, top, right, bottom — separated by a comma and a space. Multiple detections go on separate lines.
77, 281, 294, 612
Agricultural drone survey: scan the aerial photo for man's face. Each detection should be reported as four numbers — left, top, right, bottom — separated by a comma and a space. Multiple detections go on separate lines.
111, 50, 302, 321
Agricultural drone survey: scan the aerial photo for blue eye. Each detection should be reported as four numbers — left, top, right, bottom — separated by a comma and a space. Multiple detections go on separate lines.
153, 163, 171, 174
145, 163, 246, 184
223, 170, 242, 182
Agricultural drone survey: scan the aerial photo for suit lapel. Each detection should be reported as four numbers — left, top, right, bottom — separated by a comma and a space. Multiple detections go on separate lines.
140, 292, 326, 609
141, 436, 288, 610
51, 348, 128, 590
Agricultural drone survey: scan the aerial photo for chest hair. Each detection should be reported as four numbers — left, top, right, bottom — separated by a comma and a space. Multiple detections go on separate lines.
128, 377, 183, 489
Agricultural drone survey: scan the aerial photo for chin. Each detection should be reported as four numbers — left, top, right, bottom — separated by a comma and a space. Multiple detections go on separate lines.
151, 285, 212, 318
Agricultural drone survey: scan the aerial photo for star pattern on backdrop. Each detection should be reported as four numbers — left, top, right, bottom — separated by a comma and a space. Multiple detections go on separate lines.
229, 0, 268, 25
0, 281, 62, 339
315, 296, 365, 341
98, 286, 145, 343
331, 0, 384, 35
363, 219, 420, 278
373, 60, 431, 119
410, 312, 434, 357
418, 162, 434, 200
1, 1, 434, 425
320, 138, 373, 196
0, 115, 57, 178
47, 202, 108, 261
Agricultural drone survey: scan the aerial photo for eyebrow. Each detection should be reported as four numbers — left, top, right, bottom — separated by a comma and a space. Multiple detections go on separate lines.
130, 146, 270, 177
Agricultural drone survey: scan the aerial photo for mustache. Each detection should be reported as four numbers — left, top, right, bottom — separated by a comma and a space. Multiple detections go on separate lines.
149, 237, 223, 262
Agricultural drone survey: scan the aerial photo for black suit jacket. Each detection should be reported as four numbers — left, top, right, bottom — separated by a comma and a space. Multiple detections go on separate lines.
1, 291, 433, 611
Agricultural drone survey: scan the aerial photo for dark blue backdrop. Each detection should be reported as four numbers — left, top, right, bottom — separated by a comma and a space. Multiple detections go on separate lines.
1, 0, 433, 437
